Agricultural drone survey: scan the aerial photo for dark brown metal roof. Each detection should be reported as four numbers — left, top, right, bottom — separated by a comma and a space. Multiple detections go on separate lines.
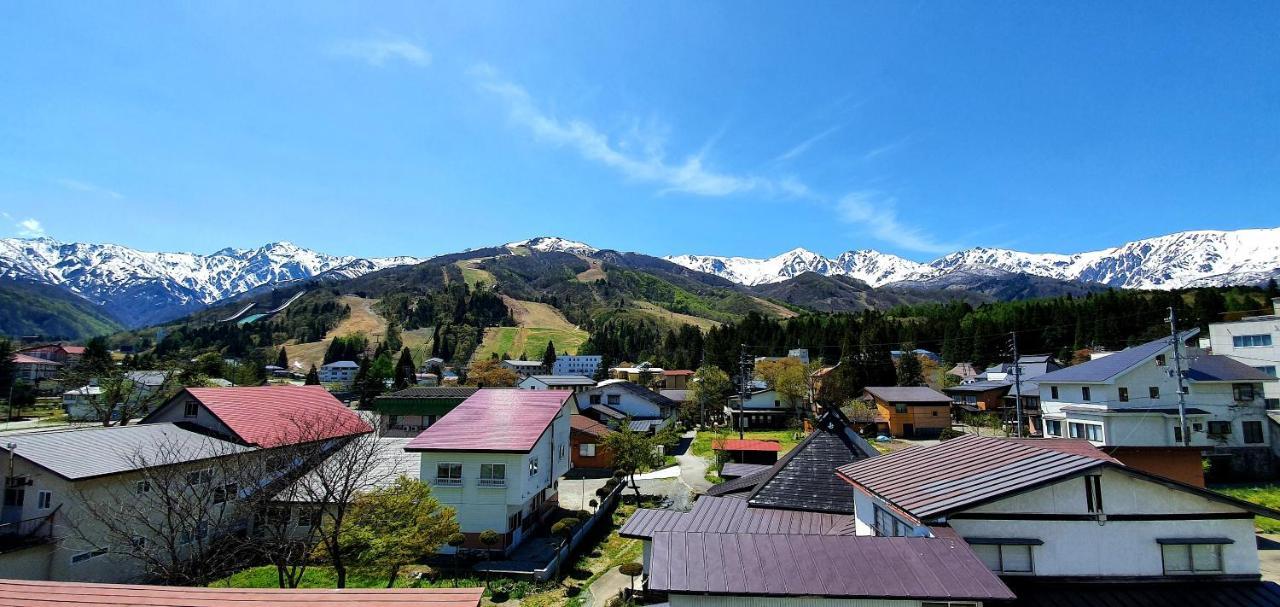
647, 532, 1014, 600
863, 386, 951, 403
620, 496, 852, 540
0, 579, 483, 607
835, 434, 1107, 520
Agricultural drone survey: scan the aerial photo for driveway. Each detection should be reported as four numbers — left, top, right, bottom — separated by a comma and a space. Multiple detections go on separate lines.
1259, 535, 1280, 582
559, 431, 711, 510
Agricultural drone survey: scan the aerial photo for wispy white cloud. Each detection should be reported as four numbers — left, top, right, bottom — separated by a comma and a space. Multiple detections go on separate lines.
472, 65, 803, 199
16, 218, 45, 238
333, 37, 431, 67
836, 192, 956, 254
775, 124, 842, 162
861, 134, 914, 161
57, 178, 123, 199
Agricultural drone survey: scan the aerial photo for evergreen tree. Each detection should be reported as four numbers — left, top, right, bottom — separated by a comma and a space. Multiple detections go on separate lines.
542, 341, 557, 373
393, 347, 416, 390
0, 339, 14, 400
896, 347, 924, 387
276, 346, 289, 369
1266, 278, 1279, 299
305, 364, 321, 385
80, 336, 114, 374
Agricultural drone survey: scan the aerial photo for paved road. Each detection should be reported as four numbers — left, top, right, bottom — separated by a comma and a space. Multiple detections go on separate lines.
588, 566, 635, 607
560, 431, 711, 510
1259, 535, 1280, 582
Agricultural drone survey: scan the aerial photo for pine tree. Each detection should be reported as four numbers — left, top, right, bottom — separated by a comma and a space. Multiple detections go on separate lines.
305, 365, 321, 385
896, 347, 924, 387
542, 340, 557, 373
276, 346, 289, 369
394, 347, 416, 390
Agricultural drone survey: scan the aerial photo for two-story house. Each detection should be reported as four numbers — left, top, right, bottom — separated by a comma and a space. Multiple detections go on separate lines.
499, 360, 545, 377
579, 381, 676, 433
724, 388, 792, 429
1207, 296, 1280, 408
405, 389, 573, 554
1038, 331, 1276, 483
369, 386, 478, 437
0, 386, 372, 583
517, 375, 596, 393
836, 435, 1280, 603
318, 361, 359, 386
863, 386, 952, 438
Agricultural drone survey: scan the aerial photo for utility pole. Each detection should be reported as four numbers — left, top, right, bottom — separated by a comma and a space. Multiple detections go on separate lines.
1168, 307, 1190, 447
1009, 332, 1024, 438
738, 344, 752, 440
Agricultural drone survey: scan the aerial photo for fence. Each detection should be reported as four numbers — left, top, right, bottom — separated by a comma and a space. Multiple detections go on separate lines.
532, 479, 626, 581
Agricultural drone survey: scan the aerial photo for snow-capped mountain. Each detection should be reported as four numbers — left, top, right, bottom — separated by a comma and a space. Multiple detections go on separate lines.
0, 238, 421, 326
666, 227, 1280, 290
505, 236, 599, 256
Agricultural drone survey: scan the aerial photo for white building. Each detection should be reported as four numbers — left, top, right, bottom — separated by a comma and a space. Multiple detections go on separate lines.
551, 355, 602, 377
725, 387, 793, 429
406, 389, 573, 554
318, 360, 359, 385
517, 374, 596, 393
580, 380, 677, 425
837, 435, 1279, 582
1207, 297, 1280, 408
1036, 330, 1275, 479
62, 371, 174, 421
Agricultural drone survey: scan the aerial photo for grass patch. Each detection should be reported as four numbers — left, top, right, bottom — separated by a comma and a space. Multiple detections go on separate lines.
1216, 484, 1280, 533
632, 301, 720, 331
691, 429, 804, 458
211, 565, 487, 590
455, 261, 496, 289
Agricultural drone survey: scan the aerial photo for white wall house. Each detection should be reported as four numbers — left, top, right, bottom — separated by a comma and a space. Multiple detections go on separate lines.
580, 380, 674, 420
318, 361, 359, 385
551, 355, 602, 377
406, 389, 573, 553
1208, 297, 1280, 408
1037, 332, 1275, 455
517, 375, 595, 393
837, 435, 1277, 581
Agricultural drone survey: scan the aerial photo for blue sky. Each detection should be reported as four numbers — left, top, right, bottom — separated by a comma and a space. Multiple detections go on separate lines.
1, 2, 1276, 261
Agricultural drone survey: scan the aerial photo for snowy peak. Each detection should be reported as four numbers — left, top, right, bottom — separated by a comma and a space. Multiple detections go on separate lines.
665, 227, 1280, 289
505, 236, 598, 256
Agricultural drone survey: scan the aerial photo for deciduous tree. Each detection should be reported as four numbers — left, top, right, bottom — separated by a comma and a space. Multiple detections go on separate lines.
336, 477, 458, 587
465, 359, 518, 387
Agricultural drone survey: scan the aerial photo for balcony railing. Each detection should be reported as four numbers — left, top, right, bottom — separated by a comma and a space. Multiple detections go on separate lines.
0, 508, 58, 553
477, 478, 506, 488
433, 477, 463, 487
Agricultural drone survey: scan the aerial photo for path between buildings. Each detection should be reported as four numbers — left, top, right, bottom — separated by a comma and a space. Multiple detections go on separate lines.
675, 430, 712, 493
1259, 535, 1280, 582
587, 566, 634, 607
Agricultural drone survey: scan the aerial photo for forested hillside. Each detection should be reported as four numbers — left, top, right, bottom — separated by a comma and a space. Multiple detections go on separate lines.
0, 279, 124, 339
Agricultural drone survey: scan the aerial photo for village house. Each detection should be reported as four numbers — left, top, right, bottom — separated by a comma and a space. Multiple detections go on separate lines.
10, 353, 61, 384
405, 389, 573, 554
550, 354, 602, 377
725, 387, 793, 429
657, 369, 694, 390
517, 374, 596, 393
1038, 330, 1277, 483
579, 380, 676, 433
710, 438, 779, 465
499, 359, 545, 377
317, 360, 359, 385
1207, 296, 1280, 408
862, 386, 952, 438
61, 370, 174, 421
16, 344, 86, 364
369, 386, 478, 437
836, 434, 1280, 602
607, 363, 663, 384
944, 380, 1011, 416
0, 385, 371, 583
569, 415, 613, 469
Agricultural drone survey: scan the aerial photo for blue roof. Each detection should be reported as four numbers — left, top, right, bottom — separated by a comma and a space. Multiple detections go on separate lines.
1186, 355, 1277, 382
1038, 330, 1197, 384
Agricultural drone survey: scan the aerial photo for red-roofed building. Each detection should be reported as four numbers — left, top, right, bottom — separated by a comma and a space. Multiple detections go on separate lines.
570, 414, 613, 469
711, 438, 782, 465
17, 344, 85, 364
141, 385, 372, 448
406, 389, 574, 553
11, 353, 61, 382
659, 369, 694, 390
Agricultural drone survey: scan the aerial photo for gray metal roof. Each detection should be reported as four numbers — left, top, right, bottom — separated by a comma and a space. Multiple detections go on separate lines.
502, 360, 544, 367
863, 386, 950, 403
659, 389, 689, 402
586, 381, 678, 407
279, 437, 417, 502
1186, 355, 1278, 382
943, 380, 1013, 394
1, 423, 251, 481
628, 418, 671, 432
1038, 330, 1198, 384
719, 463, 771, 479
620, 496, 852, 540
647, 531, 1015, 600
525, 375, 596, 386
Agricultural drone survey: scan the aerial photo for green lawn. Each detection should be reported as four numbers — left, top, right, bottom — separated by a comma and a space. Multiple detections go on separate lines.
1216, 484, 1280, 533
691, 429, 804, 458
212, 566, 487, 590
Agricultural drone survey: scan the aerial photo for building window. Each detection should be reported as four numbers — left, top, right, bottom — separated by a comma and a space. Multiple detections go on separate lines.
1085, 475, 1104, 513
135, 480, 151, 495
185, 469, 213, 486
589, 395, 601, 405
972, 544, 1035, 574
296, 507, 322, 528
1161, 541, 1225, 574
1234, 334, 1273, 348
183, 401, 199, 417
479, 464, 507, 488
1150, 386, 1161, 400
1244, 421, 1265, 444
1256, 366, 1278, 378
1174, 425, 1183, 443
607, 394, 621, 405
894, 403, 907, 414
579, 443, 596, 457
434, 463, 463, 487
37, 490, 52, 510
1207, 421, 1231, 436
70, 548, 109, 564
1069, 422, 1102, 442
1050, 386, 1059, 400
528, 457, 540, 477
1156, 354, 1167, 367
1081, 387, 1091, 401
1233, 384, 1256, 401
1118, 387, 1129, 402
212, 482, 238, 505
873, 505, 912, 537
1045, 420, 1062, 437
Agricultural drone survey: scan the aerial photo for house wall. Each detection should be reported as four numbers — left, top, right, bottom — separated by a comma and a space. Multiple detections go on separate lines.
1107, 447, 1207, 487
143, 392, 235, 439
737, 390, 784, 410
584, 388, 661, 419
552, 356, 602, 377
872, 397, 950, 438
662, 375, 691, 390
1208, 314, 1280, 404
571, 429, 612, 469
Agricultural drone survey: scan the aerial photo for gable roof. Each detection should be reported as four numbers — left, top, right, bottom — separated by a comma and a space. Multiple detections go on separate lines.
321, 360, 359, 369
863, 386, 950, 403
943, 380, 1013, 395
1186, 355, 1278, 382
837, 434, 1280, 521
620, 496, 852, 540
0, 423, 250, 481
585, 381, 677, 406
646, 532, 1014, 601
524, 375, 596, 386
377, 386, 479, 400
0, 579, 482, 607
1038, 330, 1198, 384
742, 408, 878, 514
502, 359, 544, 368
11, 353, 60, 365
570, 414, 611, 438
147, 386, 372, 448
405, 388, 572, 453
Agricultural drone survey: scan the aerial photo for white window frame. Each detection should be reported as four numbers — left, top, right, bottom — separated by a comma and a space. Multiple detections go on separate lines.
479, 463, 507, 488
1161, 542, 1225, 574
579, 443, 597, 457
434, 463, 463, 487
529, 457, 540, 477
36, 490, 52, 510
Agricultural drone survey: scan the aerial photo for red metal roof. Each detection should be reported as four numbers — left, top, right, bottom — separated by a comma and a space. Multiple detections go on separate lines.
60, 345, 86, 355
647, 532, 1014, 600
0, 579, 483, 607
406, 388, 572, 452
1006, 438, 1120, 463
571, 414, 612, 438
711, 438, 781, 452
181, 386, 372, 448
11, 353, 59, 365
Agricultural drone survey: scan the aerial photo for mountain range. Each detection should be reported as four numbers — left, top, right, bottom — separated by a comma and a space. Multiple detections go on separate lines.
1, 227, 1276, 338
